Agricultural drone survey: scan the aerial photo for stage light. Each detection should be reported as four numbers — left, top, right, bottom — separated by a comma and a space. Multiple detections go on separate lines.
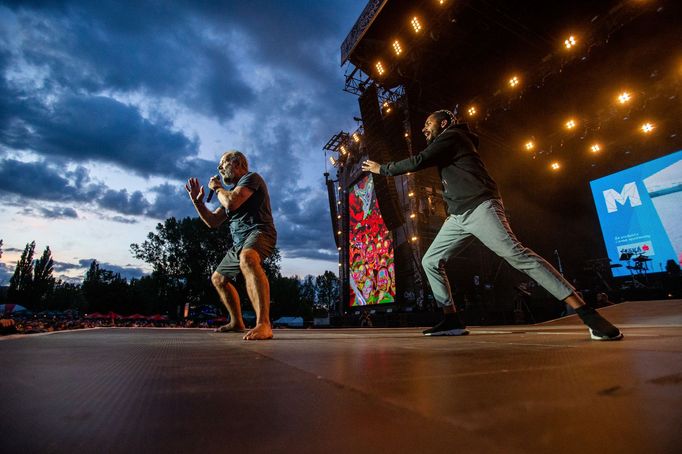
338, 263, 341, 267
641, 122, 655, 133
408, 191, 414, 197
337, 200, 341, 205
337, 230, 341, 235
375, 61, 385, 76
411, 236, 418, 242
564, 35, 577, 49
404, 132, 409, 138
550, 161, 561, 171
329, 156, 337, 166
352, 133, 360, 143
411, 16, 422, 33
565, 118, 577, 130
410, 213, 416, 219
618, 91, 632, 104
337, 185, 342, 191
392, 40, 402, 56
467, 106, 477, 116
590, 143, 602, 153
340, 145, 347, 155
337, 247, 341, 251
337, 214, 341, 219
524, 140, 535, 151
509, 76, 520, 88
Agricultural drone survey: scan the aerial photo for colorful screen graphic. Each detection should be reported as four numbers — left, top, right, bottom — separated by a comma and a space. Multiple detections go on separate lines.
348, 174, 396, 306
590, 150, 682, 276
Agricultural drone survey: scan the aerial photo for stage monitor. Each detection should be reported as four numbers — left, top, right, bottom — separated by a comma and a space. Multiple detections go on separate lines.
348, 174, 396, 306
590, 150, 682, 276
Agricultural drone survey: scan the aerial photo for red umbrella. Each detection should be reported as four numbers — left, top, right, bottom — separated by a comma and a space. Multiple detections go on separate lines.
148, 314, 168, 321
126, 314, 147, 320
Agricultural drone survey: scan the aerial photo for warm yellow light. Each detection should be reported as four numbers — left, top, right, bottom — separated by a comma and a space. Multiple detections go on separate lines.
338, 263, 342, 267
352, 133, 360, 143
409, 213, 416, 219
551, 162, 561, 171
392, 40, 402, 56
411, 16, 422, 33
525, 141, 535, 151
467, 106, 477, 116
411, 236, 418, 242
509, 76, 520, 88
404, 132, 409, 138
385, 107, 392, 113
337, 185, 341, 191
329, 156, 336, 166
590, 143, 602, 153
337, 200, 341, 204
337, 214, 341, 219
375, 61, 385, 76
340, 145, 347, 155
337, 230, 341, 235
408, 192, 414, 197
564, 35, 577, 49
337, 247, 341, 251
641, 122, 655, 133
618, 91, 632, 104
565, 119, 576, 130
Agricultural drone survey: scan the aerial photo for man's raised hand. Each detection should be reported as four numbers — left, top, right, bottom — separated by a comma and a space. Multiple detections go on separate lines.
185, 177, 205, 204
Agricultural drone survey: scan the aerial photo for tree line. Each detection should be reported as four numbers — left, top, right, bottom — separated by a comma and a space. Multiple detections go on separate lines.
0, 217, 339, 320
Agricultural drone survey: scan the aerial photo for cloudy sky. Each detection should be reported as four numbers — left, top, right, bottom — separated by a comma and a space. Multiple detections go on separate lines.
0, 0, 366, 284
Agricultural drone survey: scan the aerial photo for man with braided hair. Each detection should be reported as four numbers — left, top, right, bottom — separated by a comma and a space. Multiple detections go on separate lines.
363, 110, 622, 340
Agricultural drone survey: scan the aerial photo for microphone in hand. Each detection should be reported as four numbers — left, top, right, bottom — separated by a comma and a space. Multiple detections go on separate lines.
206, 175, 219, 202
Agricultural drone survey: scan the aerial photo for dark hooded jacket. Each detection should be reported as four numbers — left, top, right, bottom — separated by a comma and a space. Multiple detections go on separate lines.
379, 123, 500, 215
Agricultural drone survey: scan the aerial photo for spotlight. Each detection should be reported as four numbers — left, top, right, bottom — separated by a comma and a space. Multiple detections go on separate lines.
329, 156, 337, 166
337, 214, 341, 219
337, 230, 341, 235
411, 236, 418, 242
337, 185, 341, 191
409, 213, 416, 219
337, 200, 341, 205
392, 40, 402, 56
525, 140, 535, 151
337, 247, 341, 251
408, 191, 414, 197
340, 145, 347, 155
509, 76, 520, 88
617, 91, 632, 104
404, 132, 409, 138
375, 61, 385, 76
590, 143, 602, 153
352, 133, 360, 143
411, 17, 422, 33
564, 35, 577, 49
467, 106, 477, 116
565, 119, 577, 130
641, 122, 655, 134
550, 161, 561, 171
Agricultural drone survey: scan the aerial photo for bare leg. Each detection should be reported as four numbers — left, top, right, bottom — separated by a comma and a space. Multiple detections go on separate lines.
239, 249, 273, 340
211, 272, 246, 332
564, 293, 586, 309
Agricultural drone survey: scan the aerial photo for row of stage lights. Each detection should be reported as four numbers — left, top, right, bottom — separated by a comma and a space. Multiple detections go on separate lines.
520, 89, 658, 172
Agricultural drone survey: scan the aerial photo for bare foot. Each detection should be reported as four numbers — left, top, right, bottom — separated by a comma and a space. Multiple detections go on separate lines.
243, 323, 273, 340
214, 321, 246, 333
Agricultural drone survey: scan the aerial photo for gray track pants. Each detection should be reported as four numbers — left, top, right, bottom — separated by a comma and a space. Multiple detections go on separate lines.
422, 199, 575, 307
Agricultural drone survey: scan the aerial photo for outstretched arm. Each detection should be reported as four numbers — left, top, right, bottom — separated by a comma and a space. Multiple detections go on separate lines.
185, 177, 227, 228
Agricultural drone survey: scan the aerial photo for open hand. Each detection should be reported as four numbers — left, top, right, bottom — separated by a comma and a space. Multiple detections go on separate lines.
362, 160, 381, 174
185, 177, 205, 203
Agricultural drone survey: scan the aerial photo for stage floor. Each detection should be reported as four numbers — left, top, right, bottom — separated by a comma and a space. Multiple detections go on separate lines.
2, 300, 681, 453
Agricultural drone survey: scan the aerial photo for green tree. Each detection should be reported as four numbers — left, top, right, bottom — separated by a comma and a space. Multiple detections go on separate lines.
315, 271, 339, 310
299, 275, 316, 320
82, 260, 129, 314
7, 241, 36, 306
270, 275, 301, 319
32, 246, 56, 310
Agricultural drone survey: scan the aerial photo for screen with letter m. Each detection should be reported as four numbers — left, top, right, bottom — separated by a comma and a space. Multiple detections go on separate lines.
590, 150, 682, 277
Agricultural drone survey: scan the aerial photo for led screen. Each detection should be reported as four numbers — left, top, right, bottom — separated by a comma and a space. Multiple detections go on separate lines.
590, 150, 682, 276
348, 174, 396, 306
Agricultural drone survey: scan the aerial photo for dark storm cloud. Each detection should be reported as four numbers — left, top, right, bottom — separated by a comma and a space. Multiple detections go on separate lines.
38, 206, 79, 219
0, 262, 12, 284
53, 260, 83, 273
0, 0, 366, 264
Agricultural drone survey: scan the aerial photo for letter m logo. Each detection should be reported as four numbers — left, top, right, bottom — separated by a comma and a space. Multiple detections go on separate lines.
603, 182, 642, 213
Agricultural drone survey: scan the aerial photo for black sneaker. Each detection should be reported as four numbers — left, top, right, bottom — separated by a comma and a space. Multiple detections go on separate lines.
423, 316, 469, 336
576, 306, 623, 341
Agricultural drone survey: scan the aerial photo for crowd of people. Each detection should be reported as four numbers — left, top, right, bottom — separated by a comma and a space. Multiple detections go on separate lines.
0, 314, 223, 336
